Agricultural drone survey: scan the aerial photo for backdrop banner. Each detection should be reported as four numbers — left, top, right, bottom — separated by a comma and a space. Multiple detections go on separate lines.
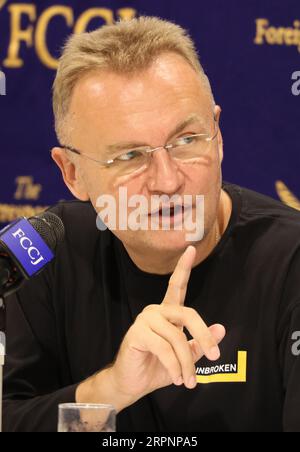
0, 0, 299, 226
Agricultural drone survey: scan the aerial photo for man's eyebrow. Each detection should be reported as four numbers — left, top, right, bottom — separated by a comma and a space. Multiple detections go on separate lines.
104, 114, 205, 155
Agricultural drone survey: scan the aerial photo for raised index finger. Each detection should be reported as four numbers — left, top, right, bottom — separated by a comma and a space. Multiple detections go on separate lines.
162, 245, 196, 306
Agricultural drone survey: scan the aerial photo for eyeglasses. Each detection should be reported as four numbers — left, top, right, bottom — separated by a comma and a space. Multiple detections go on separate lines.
60, 119, 218, 177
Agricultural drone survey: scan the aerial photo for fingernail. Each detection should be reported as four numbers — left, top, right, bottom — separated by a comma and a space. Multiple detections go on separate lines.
188, 375, 196, 388
175, 376, 183, 386
209, 346, 220, 361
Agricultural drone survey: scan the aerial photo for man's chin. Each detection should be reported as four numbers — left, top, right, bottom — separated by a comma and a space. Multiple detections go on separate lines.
132, 229, 203, 252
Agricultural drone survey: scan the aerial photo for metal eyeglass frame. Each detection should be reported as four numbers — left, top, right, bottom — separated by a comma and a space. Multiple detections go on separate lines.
59, 117, 219, 168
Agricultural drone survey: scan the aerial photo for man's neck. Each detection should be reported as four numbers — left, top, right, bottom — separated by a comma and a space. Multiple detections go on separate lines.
123, 189, 233, 275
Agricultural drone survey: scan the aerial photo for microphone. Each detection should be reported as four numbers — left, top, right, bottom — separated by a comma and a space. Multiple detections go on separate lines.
0, 212, 65, 301
0, 212, 65, 432
0, 211, 65, 331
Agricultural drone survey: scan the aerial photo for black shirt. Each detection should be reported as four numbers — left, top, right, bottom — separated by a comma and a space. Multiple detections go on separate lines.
3, 182, 300, 432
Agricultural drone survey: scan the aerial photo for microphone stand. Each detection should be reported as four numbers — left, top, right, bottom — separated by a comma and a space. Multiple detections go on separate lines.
0, 252, 41, 433
0, 297, 5, 433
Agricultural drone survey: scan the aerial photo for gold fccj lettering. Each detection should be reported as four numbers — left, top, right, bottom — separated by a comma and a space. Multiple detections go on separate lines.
0, 204, 48, 223
254, 18, 300, 52
14, 176, 42, 201
2, 4, 137, 69
0, 176, 47, 223
275, 181, 300, 211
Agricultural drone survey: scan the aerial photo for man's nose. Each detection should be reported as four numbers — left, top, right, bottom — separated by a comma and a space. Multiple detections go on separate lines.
146, 147, 184, 193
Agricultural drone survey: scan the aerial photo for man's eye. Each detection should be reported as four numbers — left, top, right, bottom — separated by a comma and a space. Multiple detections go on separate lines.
117, 150, 143, 161
176, 135, 198, 146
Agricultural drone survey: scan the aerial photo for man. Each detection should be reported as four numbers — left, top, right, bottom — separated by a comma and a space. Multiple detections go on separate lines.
3, 16, 300, 432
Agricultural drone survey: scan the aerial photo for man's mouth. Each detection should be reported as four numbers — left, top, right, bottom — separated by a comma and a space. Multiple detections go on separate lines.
148, 205, 192, 219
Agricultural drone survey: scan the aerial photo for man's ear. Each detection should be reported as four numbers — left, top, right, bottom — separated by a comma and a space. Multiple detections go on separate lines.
214, 105, 223, 163
51, 147, 89, 201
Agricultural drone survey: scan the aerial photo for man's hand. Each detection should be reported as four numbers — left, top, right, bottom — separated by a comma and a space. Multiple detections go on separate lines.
108, 246, 225, 400
76, 246, 225, 411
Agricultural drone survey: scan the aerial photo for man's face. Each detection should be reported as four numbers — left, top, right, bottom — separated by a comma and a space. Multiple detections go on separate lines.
62, 53, 223, 254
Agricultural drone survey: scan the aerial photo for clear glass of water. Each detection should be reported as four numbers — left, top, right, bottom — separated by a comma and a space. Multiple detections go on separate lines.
58, 403, 116, 432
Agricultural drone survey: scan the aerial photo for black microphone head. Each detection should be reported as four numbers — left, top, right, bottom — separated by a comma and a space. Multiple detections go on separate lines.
28, 212, 65, 252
